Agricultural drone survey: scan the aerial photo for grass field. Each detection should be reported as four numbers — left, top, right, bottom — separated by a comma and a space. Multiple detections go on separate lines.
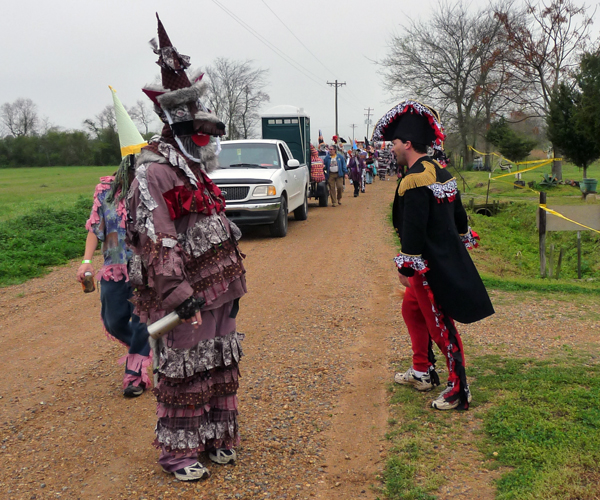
0, 166, 116, 286
0, 166, 117, 221
453, 158, 600, 203
384, 351, 600, 500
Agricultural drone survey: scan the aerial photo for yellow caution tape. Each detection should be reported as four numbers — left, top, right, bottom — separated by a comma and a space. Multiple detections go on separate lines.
492, 159, 554, 179
468, 145, 561, 168
539, 204, 600, 234
468, 146, 596, 233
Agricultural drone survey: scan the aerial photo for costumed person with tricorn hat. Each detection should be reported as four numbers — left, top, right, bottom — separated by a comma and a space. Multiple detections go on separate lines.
372, 100, 494, 410
76, 86, 152, 398
126, 14, 246, 480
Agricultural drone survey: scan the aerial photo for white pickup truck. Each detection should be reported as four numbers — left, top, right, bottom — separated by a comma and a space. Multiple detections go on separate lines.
209, 139, 310, 237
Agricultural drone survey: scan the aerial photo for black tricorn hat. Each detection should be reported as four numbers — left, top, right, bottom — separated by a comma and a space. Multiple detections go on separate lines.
372, 100, 445, 149
385, 111, 436, 145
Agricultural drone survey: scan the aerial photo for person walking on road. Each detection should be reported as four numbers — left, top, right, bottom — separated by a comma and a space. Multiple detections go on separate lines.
372, 100, 494, 411
323, 144, 347, 206
348, 150, 363, 197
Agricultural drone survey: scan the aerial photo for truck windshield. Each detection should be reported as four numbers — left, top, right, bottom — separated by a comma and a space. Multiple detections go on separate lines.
218, 143, 280, 169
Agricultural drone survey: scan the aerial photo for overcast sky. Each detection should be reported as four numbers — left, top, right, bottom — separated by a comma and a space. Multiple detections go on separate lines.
3, 0, 512, 145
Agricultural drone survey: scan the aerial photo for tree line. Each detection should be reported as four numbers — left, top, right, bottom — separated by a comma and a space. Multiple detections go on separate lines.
380, 0, 599, 177
0, 58, 269, 168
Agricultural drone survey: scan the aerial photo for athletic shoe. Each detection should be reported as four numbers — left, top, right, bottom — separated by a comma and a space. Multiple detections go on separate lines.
163, 462, 210, 481
431, 383, 472, 410
123, 383, 144, 398
394, 367, 434, 392
209, 448, 237, 465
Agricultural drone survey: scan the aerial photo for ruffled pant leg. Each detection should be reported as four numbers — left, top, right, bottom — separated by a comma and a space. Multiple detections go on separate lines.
100, 279, 151, 388
153, 301, 244, 464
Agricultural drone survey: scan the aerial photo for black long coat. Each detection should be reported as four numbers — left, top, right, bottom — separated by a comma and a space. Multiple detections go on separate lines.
393, 157, 494, 324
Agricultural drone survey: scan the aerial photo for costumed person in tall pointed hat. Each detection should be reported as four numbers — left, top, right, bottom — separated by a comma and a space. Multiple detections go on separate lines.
76, 86, 152, 398
126, 14, 246, 481
372, 100, 494, 410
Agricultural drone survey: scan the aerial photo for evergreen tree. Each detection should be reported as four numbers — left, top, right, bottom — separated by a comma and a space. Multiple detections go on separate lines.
485, 118, 537, 162
546, 51, 600, 179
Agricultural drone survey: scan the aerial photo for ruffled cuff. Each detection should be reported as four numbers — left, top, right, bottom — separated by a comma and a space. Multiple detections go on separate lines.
460, 227, 480, 250
394, 253, 429, 275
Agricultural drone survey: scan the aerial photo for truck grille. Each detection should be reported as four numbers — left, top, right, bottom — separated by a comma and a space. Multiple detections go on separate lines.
219, 186, 249, 201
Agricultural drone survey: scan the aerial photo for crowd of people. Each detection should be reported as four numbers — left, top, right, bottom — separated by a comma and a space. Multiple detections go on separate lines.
311, 139, 399, 205
75, 15, 492, 484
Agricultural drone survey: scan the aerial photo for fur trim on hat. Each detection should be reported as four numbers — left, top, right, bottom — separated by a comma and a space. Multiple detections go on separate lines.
157, 80, 208, 109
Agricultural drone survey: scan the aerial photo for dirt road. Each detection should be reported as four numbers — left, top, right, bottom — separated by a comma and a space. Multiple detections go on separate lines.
0, 179, 403, 500
3, 176, 600, 500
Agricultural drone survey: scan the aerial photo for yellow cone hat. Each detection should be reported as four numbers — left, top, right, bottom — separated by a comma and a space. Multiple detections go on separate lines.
109, 85, 147, 158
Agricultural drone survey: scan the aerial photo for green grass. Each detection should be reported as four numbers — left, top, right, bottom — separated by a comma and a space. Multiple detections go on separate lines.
0, 166, 116, 221
0, 196, 92, 286
473, 353, 600, 499
384, 352, 600, 500
468, 202, 600, 282
452, 159, 600, 202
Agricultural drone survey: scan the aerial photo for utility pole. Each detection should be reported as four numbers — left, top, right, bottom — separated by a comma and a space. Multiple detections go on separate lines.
364, 107, 374, 139
327, 80, 346, 136
350, 123, 357, 142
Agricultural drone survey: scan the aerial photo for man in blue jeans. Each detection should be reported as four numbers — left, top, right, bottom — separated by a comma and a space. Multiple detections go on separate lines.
323, 144, 348, 206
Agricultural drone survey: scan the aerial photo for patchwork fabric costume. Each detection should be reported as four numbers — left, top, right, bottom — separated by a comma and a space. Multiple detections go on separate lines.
86, 175, 152, 391
373, 100, 494, 410
126, 15, 246, 479
81, 86, 152, 396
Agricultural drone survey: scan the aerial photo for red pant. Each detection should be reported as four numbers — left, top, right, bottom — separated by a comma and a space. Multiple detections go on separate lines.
401, 274, 465, 374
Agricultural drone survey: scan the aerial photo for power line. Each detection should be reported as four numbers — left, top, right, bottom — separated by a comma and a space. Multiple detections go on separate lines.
211, 0, 326, 89
260, 0, 334, 78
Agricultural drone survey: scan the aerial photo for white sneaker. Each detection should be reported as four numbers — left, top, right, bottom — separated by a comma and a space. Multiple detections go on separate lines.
163, 462, 210, 481
209, 448, 237, 465
431, 383, 472, 410
394, 367, 434, 392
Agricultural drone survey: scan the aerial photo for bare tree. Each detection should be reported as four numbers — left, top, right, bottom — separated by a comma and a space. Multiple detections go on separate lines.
0, 98, 39, 137
83, 105, 116, 137
127, 100, 157, 137
496, 0, 594, 116
203, 58, 270, 140
380, 1, 510, 164
495, 0, 594, 178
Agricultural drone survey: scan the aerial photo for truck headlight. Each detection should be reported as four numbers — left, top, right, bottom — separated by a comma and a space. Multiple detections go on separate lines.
253, 185, 276, 197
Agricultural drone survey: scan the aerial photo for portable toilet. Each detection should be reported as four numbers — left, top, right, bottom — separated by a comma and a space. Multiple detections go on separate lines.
261, 105, 310, 165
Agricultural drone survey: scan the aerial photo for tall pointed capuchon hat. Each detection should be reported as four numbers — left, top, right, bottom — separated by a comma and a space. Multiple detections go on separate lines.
141, 12, 225, 154
152, 13, 191, 91
109, 86, 147, 158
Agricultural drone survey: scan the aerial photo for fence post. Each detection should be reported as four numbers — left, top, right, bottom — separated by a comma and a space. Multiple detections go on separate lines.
577, 231, 582, 279
538, 192, 547, 278
556, 248, 564, 280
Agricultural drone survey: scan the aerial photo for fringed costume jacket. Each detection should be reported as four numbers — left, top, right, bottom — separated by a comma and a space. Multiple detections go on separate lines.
393, 157, 494, 324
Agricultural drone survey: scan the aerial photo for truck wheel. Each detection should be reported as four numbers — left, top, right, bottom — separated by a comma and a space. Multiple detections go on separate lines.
269, 196, 288, 237
294, 189, 308, 221
318, 184, 328, 207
